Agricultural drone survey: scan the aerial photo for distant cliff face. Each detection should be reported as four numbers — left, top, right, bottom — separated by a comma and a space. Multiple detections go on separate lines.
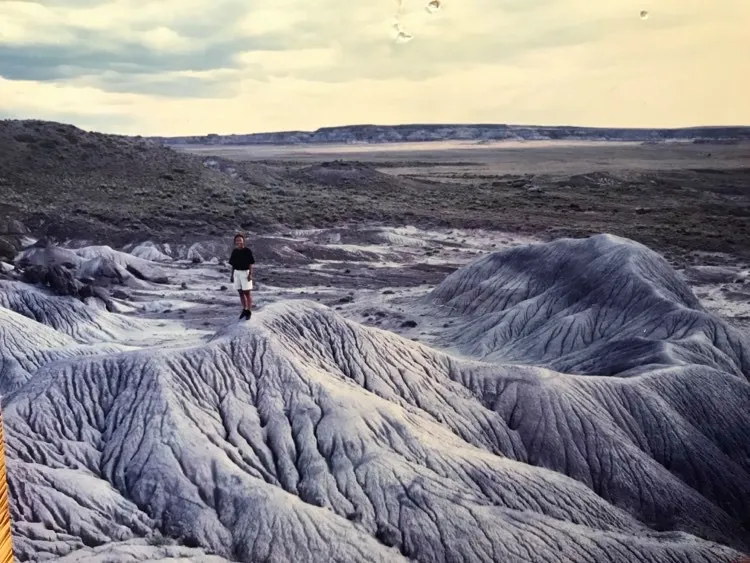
149, 123, 750, 146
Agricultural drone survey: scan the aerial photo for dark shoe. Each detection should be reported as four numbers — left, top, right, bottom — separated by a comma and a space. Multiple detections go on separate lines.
239, 309, 246, 320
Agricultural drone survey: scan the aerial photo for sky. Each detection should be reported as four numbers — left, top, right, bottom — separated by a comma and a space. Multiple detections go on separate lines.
0, 0, 748, 136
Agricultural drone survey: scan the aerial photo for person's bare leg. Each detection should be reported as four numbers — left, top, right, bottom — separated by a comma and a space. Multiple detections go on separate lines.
238, 291, 246, 308
244, 291, 252, 310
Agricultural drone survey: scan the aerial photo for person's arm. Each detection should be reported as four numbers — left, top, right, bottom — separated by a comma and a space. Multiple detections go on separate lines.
229, 251, 235, 281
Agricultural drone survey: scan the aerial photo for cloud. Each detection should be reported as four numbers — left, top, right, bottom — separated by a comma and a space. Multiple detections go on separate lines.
0, 0, 287, 96
72, 69, 244, 98
0, 0, 748, 134
0, 37, 258, 79
0, 0, 290, 95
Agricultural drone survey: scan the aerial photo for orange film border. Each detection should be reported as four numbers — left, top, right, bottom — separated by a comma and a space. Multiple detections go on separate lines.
0, 409, 14, 562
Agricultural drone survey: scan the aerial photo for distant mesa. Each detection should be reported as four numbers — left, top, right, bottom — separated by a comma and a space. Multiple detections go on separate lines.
148, 123, 750, 146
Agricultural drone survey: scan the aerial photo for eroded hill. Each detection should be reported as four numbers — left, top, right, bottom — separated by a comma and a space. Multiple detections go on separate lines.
0, 234, 748, 562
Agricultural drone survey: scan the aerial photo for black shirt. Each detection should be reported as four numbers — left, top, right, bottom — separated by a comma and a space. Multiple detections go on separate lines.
229, 247, 255, 270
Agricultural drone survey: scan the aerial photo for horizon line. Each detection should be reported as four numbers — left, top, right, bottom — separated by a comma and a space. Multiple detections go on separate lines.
4, 117, 750, 138
147, 122, 750, 139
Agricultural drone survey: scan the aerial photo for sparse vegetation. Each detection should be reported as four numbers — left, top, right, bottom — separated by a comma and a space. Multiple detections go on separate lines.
1, 118, 749, 266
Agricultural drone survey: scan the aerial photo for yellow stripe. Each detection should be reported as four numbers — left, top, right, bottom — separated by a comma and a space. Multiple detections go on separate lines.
0, 410, 14, 562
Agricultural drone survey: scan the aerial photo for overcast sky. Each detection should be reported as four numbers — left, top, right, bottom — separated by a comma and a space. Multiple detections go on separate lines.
0, 0, 747, 136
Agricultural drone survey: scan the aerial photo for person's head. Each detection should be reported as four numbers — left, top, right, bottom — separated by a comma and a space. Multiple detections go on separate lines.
234, 233, 245, 248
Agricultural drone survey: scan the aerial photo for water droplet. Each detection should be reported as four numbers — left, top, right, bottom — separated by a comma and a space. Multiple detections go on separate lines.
640, 10, 649, 20
426, 0, 442, 14
393, 22, 414, 43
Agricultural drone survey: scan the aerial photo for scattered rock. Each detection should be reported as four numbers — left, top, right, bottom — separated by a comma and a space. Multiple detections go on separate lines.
17, 245, 81, 270
77, 284, 95, 299
0, 237, 17, 262
78, 257, 129, 286
0, 217, 27, 261
682, 265, 743, 285
126, 263, 169, 284
111, 289, 131, 300
0, 217, 27, 236
0, 262, 15, 280
400, 320, 418, 328
374, 522, 400, 548
22, 264, 79, 297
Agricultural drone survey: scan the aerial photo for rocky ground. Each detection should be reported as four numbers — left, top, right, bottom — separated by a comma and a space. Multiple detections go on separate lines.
1, 119, 749, 269
1, 119, 749, 332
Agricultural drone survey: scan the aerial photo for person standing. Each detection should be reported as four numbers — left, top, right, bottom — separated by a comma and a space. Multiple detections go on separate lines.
229, 233, 255, 320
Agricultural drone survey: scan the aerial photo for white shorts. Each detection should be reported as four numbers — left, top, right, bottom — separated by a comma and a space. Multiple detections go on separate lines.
233, 271, 253, 291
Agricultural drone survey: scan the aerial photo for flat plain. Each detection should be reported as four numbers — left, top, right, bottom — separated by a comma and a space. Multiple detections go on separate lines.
175, 139, 750, 266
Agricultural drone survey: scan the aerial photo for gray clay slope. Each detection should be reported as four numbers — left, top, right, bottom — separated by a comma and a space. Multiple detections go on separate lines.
0, 234, 748, 562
